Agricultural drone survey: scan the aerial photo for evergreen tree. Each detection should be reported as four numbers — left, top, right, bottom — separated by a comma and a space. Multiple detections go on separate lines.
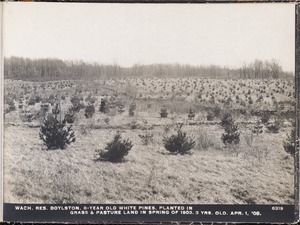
39, 104, 75, 150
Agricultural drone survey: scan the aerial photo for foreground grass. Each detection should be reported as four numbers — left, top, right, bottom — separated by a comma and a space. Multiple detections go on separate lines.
4, 125, 294, 204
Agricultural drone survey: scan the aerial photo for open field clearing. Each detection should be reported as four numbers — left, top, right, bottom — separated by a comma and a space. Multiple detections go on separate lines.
3, 77, 295, 204
3, 125, 294, 204
2, 3, 297, 222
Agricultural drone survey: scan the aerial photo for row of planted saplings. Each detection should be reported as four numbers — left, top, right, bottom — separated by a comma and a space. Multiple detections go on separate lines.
39, 104, 255, 163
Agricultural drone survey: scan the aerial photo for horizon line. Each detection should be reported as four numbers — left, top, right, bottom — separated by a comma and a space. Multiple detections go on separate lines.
4, 55, 294, 73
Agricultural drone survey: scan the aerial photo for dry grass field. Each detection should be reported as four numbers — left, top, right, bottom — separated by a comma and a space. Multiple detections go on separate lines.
3, 77, 295, 204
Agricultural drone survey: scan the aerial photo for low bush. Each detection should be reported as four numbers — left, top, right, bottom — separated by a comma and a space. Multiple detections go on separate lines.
260, 111, 271, 124
222, 131, 240, 145
35, 95, 42, 103
212, 106, 221, 118
160, 107, 168, 118
84, 104, 95, 118
221, 113, 234, 128
70, 95, 85, 112
28, 96, 36, 105
99, 98, 109, 113
206, 111, 214, 121
163, 124, 195, 155
266, 121, 280, 133
206, 106, 221, 121
97, 133, 133, 162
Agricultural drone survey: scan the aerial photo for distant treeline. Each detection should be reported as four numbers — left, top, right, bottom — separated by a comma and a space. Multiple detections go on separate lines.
4, 56, 293, 81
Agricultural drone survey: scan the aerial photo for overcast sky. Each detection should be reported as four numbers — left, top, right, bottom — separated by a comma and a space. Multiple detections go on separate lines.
3, 3, 296, 72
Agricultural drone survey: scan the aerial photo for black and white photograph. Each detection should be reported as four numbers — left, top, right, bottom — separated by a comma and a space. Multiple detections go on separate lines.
1, 2, 298, 223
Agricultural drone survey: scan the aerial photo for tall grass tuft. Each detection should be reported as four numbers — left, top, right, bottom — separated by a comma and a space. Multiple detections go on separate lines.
197, 130, 215, 150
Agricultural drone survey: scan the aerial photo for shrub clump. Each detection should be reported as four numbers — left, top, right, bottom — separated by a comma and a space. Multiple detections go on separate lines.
84, 104, 95, 118
39, 104, 75, 150
266, 121, 280, 133
260, 111, 271, 124
206, 106, 221, 121
163, 124, 195, 155
160, 106, 168, 118
206, 111, 214, 121
99, 98, 109, 113
40, 103, 49, 115
28, 96, 36, 105
35, 95, 42, 103
70, 95, 85, 112
97, 133, 133, 162
221, 113, 240, 145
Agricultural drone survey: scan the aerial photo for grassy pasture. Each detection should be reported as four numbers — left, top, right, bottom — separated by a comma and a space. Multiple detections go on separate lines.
3, 124, 294, 204
3, 77, 295, 204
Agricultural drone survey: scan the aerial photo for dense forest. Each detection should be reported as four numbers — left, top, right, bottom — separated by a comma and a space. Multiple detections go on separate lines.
4, 56, 294, 81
